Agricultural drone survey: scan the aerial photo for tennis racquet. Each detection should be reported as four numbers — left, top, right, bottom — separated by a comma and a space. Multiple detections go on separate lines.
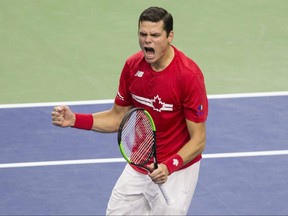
117, 107, 173, 205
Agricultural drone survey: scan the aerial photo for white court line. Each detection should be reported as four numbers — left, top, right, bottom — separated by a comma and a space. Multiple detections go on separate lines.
207, 91, 288, 99
0, 158, 125, 169
0, 99, 114, 109
1, 150, 288, 169
202, 150, 288, 158
0, 91, 288, 109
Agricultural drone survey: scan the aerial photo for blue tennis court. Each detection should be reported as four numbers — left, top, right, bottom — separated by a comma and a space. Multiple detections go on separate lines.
1, 93, 287, 215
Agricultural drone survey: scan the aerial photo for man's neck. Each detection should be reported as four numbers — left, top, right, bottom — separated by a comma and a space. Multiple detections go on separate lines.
151, 46, 174, 72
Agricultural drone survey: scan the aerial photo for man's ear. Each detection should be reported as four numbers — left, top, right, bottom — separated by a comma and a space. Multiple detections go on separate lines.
168, 31, 174, 43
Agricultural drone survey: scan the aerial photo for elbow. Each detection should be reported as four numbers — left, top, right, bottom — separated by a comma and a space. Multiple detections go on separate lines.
199, 138, 206, 154
195, 133, 206, 155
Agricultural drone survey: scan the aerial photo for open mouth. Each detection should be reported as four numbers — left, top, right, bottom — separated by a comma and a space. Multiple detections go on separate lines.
144, 47, 155, 58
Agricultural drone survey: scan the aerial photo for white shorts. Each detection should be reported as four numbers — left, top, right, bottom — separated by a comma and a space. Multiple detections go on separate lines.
106, 161, 200, 215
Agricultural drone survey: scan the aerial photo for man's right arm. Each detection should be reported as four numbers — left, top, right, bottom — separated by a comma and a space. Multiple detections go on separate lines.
51, 103, 132, 133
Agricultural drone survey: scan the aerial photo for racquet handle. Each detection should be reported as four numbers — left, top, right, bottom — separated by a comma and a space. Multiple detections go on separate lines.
158, 184, 174, 205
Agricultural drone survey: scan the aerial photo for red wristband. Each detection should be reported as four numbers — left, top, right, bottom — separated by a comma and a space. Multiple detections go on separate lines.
163, 154, 184, 175
72, 113, 93, 130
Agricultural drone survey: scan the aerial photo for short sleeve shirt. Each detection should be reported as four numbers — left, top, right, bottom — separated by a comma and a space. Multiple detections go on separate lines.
115, 46, 208, 167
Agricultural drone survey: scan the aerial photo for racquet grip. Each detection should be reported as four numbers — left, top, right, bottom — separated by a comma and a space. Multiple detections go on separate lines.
158, 184, 174, 205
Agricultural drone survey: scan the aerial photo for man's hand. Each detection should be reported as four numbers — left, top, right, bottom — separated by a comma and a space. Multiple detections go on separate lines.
51, 105, 75, 127
147, 163, 169, 184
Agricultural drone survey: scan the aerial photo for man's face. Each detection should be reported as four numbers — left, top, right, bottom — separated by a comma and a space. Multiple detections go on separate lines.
138, 20, 173, 66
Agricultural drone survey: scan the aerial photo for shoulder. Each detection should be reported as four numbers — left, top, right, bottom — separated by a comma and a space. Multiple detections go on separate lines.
126, 51, 145, 67
174, 47, 201, 72
173, 46, 203, 80
120, 51, 145, 77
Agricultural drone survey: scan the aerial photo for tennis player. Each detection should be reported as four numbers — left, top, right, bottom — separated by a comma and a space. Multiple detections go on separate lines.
52, 6, 208, 215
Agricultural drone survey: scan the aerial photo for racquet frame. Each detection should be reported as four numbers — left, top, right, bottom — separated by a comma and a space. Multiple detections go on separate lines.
118, 107, 173, 205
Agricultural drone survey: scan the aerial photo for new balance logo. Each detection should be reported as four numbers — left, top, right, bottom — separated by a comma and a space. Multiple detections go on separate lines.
134, 70, 144, 77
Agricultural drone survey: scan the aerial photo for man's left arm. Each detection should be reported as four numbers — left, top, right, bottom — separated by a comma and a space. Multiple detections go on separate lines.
177, 120, 206, 166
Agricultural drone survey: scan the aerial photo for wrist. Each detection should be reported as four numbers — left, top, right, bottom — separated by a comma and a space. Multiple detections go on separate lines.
163, 154, 184, 175
72, 113, 93, 130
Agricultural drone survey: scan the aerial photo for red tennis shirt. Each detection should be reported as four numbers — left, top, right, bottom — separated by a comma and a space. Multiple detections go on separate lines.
115, 46, 208, 171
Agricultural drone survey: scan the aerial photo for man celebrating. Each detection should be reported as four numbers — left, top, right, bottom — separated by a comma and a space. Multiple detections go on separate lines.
52, 6, 208, 215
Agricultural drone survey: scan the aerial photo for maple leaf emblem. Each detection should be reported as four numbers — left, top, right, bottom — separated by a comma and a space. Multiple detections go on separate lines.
151, 95, 165, 112
173, 159, 179, 166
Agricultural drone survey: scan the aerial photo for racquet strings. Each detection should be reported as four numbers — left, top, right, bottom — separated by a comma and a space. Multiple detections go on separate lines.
121, 110, 154, 165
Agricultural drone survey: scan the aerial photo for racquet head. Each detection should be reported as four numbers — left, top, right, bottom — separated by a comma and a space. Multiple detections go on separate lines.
117, 108, 174, 205
118, 108, 156, 168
